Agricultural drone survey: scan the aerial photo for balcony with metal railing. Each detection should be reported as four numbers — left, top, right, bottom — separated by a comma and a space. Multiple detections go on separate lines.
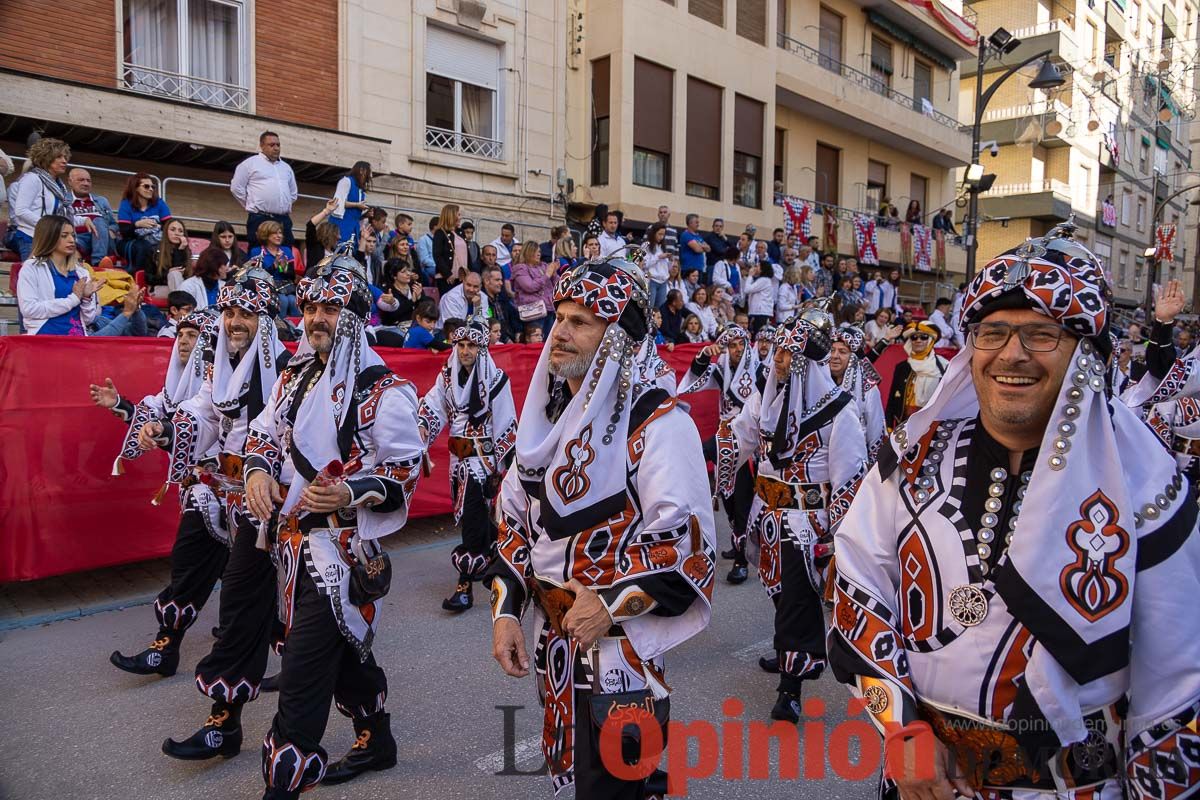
121, 63, 249, 112
424, 126, 504, 161
978, 178, 1074, 221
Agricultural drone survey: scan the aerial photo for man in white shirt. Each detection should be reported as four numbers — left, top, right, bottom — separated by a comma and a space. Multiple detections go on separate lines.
230, 131, 298, 247
597, 210, 626, 258
927, 296, 962, 347
437, 271, 490, 326
486, 223, 519, 274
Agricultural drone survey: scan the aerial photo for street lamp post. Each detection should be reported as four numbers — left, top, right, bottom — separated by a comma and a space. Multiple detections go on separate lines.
963, 31, 1065, 282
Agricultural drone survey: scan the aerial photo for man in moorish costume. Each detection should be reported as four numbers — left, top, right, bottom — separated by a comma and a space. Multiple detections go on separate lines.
243, 248, 424, 797
754, 324, 775, 377
418, 317, 517, 612
148, 262, 292, 761
679, 324, 760, 585
93, 309, 224, 677
885, 320, 949, 430
719, 309, 867, 722
829, 226, 1200, 800
488, 255, 716, 798
830, 323, 886, 464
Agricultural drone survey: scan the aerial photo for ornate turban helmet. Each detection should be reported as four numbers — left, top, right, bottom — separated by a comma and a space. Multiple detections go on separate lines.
297, 243, 373, 320
216, 258, 279, 317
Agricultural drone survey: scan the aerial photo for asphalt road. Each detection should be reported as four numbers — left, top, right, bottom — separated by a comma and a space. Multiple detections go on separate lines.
0, 523, 880, 800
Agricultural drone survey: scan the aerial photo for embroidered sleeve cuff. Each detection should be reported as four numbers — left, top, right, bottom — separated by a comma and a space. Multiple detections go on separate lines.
600, 584, 659, 623
243, 456, 275, 480
113, 396, 134, 421
345, 476, 392, 509
489, 575, 527, 622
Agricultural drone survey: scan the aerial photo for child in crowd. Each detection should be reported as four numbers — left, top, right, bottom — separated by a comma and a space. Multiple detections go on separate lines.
157, 291, 197, 338
521, 323, 543, 344
403, 298, 446, 349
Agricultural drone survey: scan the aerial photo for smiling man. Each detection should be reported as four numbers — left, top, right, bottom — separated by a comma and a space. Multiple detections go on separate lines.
829, 225, 1200, 800
488, 257, 716, 798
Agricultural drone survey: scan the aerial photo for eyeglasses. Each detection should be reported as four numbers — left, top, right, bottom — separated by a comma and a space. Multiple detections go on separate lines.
138, 183, 153, 189
968, 322, 1065, 352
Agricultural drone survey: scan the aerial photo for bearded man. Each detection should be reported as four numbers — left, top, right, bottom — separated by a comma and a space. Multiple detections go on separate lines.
488, 256, 716, 798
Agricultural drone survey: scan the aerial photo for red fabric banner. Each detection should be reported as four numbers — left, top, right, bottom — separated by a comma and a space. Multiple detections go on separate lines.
0, 337, 715, 582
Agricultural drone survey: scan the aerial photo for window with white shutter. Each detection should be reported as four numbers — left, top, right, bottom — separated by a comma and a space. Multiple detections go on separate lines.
425, 26, 504, 160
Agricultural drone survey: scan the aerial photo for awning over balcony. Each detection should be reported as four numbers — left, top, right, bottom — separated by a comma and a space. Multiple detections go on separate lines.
867, 11, 959, 71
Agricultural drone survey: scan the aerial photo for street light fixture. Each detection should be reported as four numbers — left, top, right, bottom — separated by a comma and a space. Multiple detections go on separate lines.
964, 31, 1068, 281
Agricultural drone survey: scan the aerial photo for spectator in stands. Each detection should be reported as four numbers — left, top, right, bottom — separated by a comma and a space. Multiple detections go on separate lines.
230, 130, 297, 246
0, 146, 12, 222
488, 222, 519, 274
376, 257, 423, 328
116, 172, 171, 274
659, 289, 686, 342
249, 220, 300, 317
332, 161, 371, 244
678, 314, 707, 344
481, 261, 518, 344
66, 168, 116, 265
597, 210, 625, 258
12, 138, 72, 262
927, 296, 962, 347
904, 199, 922, 225
363, 207, 390, 284
656, 205, 679, 256
664, 259, 686, 300
864, 308, 897, 349
392, 212, 414, 248
156, 219, 191, 293
180, 247, 229, 310
432, 203, 462, 294
415, 216, 438, 284
741, 260, 775, 337
767, 228, 786, 264
641, 222, 671, 311
17, 214, 100, 335
387, 235, 415, 272
797, 266, 817, 301
459, 221, 482, 273
403, 298, 444, 349
834, 276, 862, 309
776, 266, 802, 322
678, 213, 709, 280
708, 285, 735, 328
813, 252, 834, 297
511, 240, 556, 338
305, 198, 340, 269
437, 269, 488, 326
584, 203, 608, 239
554, 236, 578, 277
539, 225, 569, 263
704, 218, 732, 269
684, 285, 717, 340
157, 291, 197, 338
580, 233, 600, 261
210, 221, 245, 268
520, 322, 544, 344
488, 319, 502, 345
710, 248, 740, 299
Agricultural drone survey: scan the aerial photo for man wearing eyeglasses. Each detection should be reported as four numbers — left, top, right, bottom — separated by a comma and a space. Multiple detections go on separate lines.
884, 321, 949, 429
829, 226, 1200, 800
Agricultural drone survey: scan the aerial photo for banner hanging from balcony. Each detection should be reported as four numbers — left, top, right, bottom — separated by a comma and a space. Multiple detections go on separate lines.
934, 229, 947, 272
913, 224, 933, 272
1102, 198, 1118, 227
781, 196, 814, 240
823, 205, 839, 254
1156, 223, 1177, 262
853, 214, 880, 266
911, 0, 978, 47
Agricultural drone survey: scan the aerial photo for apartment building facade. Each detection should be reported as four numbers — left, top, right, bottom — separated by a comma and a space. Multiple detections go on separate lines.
965, 0, 1197, 310
564, 0, 977, 283
0, 0, 568, 247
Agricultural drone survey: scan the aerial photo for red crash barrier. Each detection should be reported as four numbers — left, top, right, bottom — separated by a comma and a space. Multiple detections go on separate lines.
0, 337, 715, 582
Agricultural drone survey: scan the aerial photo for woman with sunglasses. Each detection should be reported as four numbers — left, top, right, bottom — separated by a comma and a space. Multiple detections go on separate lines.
884, 320, 949, 429
116, 173, 172, 273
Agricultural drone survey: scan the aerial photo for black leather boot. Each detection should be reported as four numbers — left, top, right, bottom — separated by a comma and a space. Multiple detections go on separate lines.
441, 579, 473, 612
322, 712, 397, 785
162, 702, 243, 760
770, 690, 803, 723
110, 631, 180, 677
726, 564, 748, 584
758, 655, 779, 673
720, 547, 739, 560
260, 673, 280, 693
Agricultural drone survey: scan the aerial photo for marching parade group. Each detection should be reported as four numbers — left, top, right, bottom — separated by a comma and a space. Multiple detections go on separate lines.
84, 222, 1200, 800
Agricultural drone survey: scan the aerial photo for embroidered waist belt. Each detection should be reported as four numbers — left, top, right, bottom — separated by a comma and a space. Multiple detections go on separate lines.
529, 578, 623, 640
1172, 435, 1200, 457
919, 702, 1121, 793
448, 436, 495, 459
754, 475, 830, 510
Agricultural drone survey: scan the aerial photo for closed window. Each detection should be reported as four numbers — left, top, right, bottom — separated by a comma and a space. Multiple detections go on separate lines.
737, 0, 766, 44
867, 159, 888, 212
774, 128, 786, 192
122, 0, 248, 111
815, 142, 840, 206
870, 37, 893, 93
910, 174, 928, 220
686, 78, 722, 200
1121, 189, 1132, 225
1118, 251, 1128, 287
425, 27, 503, 160
818, 6, 843, 70
634, 59, 673, 190
913, 60, 933, 114
734, 94, 764, 208
690, 0, 724, 27
592, 57, 610, 186
1136, 196, 1146, 231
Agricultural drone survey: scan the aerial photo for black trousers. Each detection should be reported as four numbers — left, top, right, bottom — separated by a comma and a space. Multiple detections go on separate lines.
772, 537, 827, 693
194, 516, 277, 705
573, 689, 668, 800
722, 463, 755, 565
263, 564, 387, 794
152, 509, 229, 639
451, 476, 497, 580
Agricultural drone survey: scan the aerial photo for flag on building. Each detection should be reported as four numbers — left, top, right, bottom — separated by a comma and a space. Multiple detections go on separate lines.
853, 214, 879, 265
781, 196, 814, 239
822, 205, 838, 254
913, 224, 932, 272
1156, 223, 1177, 262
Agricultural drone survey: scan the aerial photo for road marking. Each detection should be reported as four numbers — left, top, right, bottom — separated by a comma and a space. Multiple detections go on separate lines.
474, 734, 545, 773
732, 637, 774, 663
